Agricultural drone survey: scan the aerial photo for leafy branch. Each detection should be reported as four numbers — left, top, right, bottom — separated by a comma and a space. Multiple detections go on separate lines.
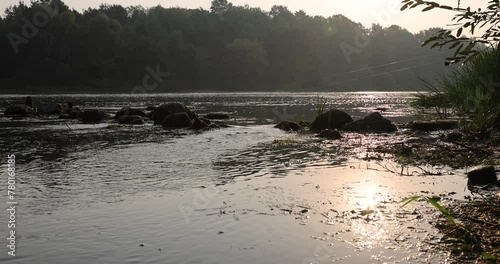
401, 0, 500, 65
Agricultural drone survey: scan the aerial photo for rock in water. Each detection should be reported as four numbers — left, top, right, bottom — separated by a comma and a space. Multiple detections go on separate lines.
204, 112, 230, 120
82, 109, 106, 123
118, 115, 144, 125
38, 103, 64, 115
311, 109, 353, 131
25, 96, 34, 108
4, 104, 34, 117
275, 121, 301, 132
410, 120, 458, 131
343, 112, 397, 132
467, 166, 498, 185
152, 103, 194, 125
318, 129, 342, 139
114, 107, 147, 119
162, 112, 193, 128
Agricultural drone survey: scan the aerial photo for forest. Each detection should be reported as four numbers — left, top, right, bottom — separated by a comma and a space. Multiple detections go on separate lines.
0, 0, 455, 93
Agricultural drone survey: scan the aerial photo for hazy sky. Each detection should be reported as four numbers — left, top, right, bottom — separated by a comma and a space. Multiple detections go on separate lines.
0, 0, 489, 33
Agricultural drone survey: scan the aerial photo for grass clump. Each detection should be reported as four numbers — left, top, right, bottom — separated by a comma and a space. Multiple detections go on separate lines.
414, 47, 500, 133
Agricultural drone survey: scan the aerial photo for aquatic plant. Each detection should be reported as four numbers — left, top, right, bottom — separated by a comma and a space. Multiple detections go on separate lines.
400, 195, 455, 224
413, 47, 500, 132
314, 96, 328, 118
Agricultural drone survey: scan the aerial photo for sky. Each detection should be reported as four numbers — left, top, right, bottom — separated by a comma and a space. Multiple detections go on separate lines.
0, 0, 489, 33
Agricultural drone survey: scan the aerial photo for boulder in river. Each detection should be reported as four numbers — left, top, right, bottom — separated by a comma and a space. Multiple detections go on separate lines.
82, 109, 107, 124
311, 109, 353, 131
343, 112, 397, 132
410, 120, 458, 131
162, 112, 193, 128
275, 121, 301, 132
114, 107, 147, 119
118, 115, 145, 125
4, 104, 34, 117
37, 103, 64, 115
467, 166, 498, 185
204, 112, 230, 120
153, 103, 195, 125
318, 129, 342, 139
25, 96, 34, 108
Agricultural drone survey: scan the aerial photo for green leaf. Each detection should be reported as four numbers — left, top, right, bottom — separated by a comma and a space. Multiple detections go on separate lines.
400, 196, 421, 207
449, 42, 461, 49
456, 28, 463, 37
425, 197, 456, 224
481, 253, 497, 260
422, 5, 435, 11
401, 3, 411, 11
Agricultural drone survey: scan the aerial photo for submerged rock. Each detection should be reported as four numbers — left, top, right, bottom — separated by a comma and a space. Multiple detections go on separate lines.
82, 109, 106, 123
444, 132, 463, 142
467, 166, 498, 185
153, 103, 194, 125
318, 129, 341, 139
114, 107, 147, 119
343, 112, 397, 132
411, 120, 458, 131
311, 109, 353, 131
4, 104, 34, 117
204, 112, 230, 120
37, 103, 64, 115
25, 96, 34, 109
162, 112, 193, 128
275, 121, 301, 132
118, 115, 144, 125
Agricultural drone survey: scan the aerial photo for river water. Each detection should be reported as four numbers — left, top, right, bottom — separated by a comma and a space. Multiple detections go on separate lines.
0, 92, 469, 263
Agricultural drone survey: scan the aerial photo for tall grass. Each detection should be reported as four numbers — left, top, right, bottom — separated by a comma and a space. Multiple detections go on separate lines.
414, 47, 500, 133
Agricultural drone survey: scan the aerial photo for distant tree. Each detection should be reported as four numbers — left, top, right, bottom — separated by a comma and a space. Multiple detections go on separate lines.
210, 0, 232, 15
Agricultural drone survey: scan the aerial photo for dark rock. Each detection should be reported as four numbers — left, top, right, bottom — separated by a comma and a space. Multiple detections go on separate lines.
299, 120, 311, 128
275, 121, 301, 132
162, 112, 193, 128
318, 129, 342, 139
411, 120, 459, 131
58, 114, 70, 119
4, 104, 34, 117
204, 112, 230, 120
467, 166, 498, 185
68, 102, 73, 109
153, 103, 194, 125
146, 106, 156, 111
82, 109, 106, 124
118, 115, 144, 125
375, 107, 388, 111
68, 108, 83, 119
343, 112, 397, 132
114, 107, 147, 119
25, 96, 34, 108
444, 132, 463, 142
37, 103, 64, 115
311, 109, 353, 131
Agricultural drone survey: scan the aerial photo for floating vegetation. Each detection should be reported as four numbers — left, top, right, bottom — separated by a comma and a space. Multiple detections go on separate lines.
434, 195, 500, 263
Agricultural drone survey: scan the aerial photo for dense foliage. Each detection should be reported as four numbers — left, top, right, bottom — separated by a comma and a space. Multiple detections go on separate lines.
0, 0, 454, 93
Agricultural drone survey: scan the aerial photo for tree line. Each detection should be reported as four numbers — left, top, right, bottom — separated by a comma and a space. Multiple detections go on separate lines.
0, 0, 455, 93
